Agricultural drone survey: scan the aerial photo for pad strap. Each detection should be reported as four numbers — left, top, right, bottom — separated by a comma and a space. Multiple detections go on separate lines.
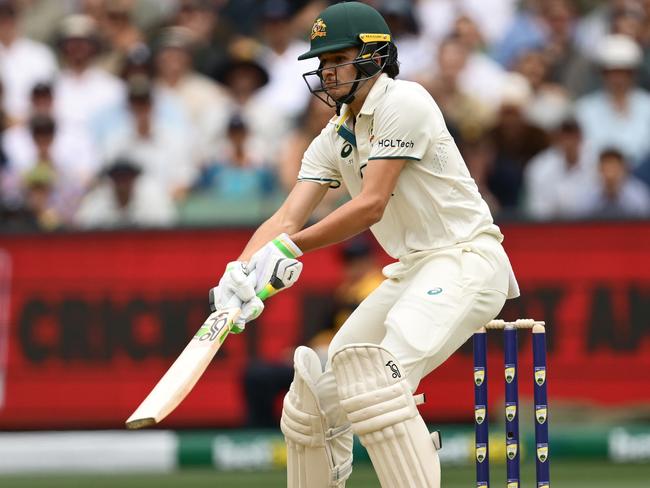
332, 344, 441, 488
281, 346, 353, 488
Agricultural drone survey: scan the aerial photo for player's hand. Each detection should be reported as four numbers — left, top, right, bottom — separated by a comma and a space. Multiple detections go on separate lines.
232, 291, 264, 334
209, 261, 256, 313
248, 233, 303, 300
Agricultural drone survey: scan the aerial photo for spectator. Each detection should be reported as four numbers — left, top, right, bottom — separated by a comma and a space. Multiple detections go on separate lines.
513, 49, 573, 131
491, 0, 548, 69
53, 14, 125, 178
484, 73, 549, 211
153, 25, 230, 158
4, 85, 95, 189
377, 0, 431, 81
29, 82, 54, 118
423, 36, 493, 144
171, 0, 233, 77
180, 114, 280, 225
541, 0, 595, 98
583, 148, 650, 218
75, 156, 176, 228
576, 0, 634, 60
575, 34, 650, 166
255, 0, 315, 122
0, 0, 58, 122
5, 163, 61, 231
446, 17, 509, 113
523, 118, 599, 220
610, 1, 650, 90
101, 76, 197, 200
95, 0, 147, 76
414, 0, 517, 48
0, 80, 12, 208
214, 55, 286, 161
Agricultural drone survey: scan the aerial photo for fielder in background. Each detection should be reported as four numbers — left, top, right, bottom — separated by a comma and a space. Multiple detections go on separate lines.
209, 2, 520, 487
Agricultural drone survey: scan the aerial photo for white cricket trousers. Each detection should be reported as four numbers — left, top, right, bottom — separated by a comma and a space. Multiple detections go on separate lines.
315, 233, 513, 467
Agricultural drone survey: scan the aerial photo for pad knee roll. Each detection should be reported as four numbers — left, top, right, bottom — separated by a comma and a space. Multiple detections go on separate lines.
280, 346, 352, 488
331, 344, 440, 488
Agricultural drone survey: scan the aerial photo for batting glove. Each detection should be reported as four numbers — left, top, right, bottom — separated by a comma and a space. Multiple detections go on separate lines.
209, 261, 256, 311
248, 233, 303, 300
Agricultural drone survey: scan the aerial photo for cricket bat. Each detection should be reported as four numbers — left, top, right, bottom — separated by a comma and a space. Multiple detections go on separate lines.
125, 306, 241, 429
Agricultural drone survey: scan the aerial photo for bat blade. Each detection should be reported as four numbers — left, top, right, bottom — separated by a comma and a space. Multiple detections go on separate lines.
125, 307, 240, 429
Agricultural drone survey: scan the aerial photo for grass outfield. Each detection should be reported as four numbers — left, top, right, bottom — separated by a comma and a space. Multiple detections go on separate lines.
0, 461, 648, 487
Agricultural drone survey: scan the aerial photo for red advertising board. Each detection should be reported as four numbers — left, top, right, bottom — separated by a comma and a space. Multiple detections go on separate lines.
0, 222, 648, 429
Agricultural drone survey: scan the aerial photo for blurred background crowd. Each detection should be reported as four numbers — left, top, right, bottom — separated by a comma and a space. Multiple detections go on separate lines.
1, 0, 650, 232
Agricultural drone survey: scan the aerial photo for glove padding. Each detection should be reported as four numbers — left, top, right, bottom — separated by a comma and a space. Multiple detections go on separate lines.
248, 233, 303, 300
209, 261, 254, 312
209, 261, 264, 333
228, 292, 264, 334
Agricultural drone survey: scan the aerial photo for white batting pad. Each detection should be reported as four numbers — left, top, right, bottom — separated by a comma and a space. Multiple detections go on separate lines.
280, 347, 352, 488
331, 344, 441, 488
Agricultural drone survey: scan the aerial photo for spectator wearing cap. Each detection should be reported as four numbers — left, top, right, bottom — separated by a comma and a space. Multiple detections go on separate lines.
75, 156, 176, 228
608, 1, 650, 92
96, 49, 191, 155
7, 163, 61, 231
575, 0, 635, 61
575, 34, 650, 167
582, 148, 650, 218
53, 14, 125, 178
100, 76, 197, 201
255, 0, 316, 127
214, 55, 285, 163
523, 118, 599, 220
483, 73, 549, 211
28, 81, 101, 193
154, 25, 230, 160
0, 0, 58, 122
2, 110, 95, 223
180, 113, 280, 225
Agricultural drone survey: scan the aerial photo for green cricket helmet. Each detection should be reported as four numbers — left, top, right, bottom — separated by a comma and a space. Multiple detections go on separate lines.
299, 1, 398, 109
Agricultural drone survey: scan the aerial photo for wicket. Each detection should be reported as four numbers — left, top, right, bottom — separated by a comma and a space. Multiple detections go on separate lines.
473, 319, 549, 488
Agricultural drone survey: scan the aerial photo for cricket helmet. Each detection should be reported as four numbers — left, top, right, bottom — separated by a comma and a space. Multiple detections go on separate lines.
299, 1, 398, 109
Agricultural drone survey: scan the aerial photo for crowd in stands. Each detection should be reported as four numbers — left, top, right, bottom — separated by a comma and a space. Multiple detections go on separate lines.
1, 0, 650, 231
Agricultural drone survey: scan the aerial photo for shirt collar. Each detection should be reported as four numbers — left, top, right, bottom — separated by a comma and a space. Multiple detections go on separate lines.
358, 73, 391, 116
334, 74, 391, 145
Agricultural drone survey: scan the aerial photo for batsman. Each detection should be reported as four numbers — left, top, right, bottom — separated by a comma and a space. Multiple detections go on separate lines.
210, 2, 520, 487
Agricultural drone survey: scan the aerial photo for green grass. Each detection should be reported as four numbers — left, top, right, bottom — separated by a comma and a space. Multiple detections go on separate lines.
0, 461, 648, 487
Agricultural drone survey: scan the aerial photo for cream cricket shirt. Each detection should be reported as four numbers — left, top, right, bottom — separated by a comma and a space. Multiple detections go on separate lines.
298, 73, 503, 260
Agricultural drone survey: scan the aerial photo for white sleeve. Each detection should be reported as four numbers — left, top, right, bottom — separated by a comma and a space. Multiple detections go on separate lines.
368, 88, 437, 161
297, 127, 342, 188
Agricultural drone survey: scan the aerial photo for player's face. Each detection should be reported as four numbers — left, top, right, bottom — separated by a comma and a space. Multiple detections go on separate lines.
318, 47, 360, 99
